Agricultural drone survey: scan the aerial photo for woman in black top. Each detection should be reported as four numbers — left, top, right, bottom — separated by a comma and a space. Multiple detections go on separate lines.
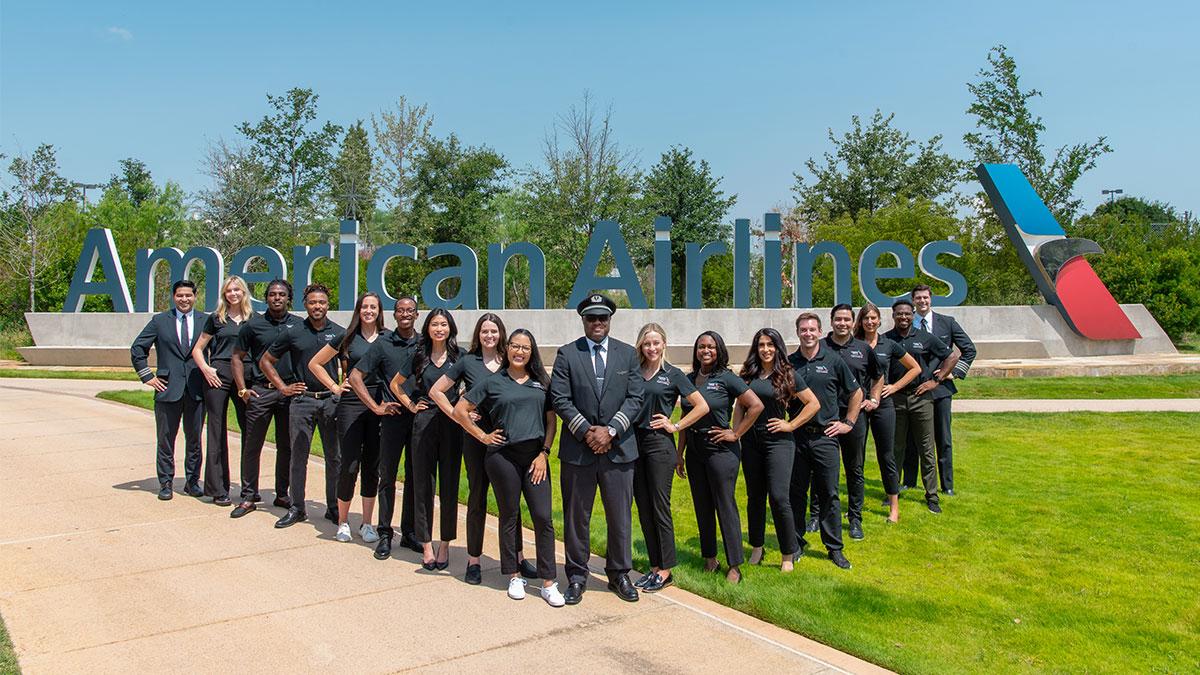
191, 275, 254, 506
853, 303, 921, 523
455, 329, 564, 607
308, 292, 388, 543
390, 308, 464, 570
738, 328, 821, 572
631, 323, 710, 593
431, 313, 534, 585
680, 331, 764, 584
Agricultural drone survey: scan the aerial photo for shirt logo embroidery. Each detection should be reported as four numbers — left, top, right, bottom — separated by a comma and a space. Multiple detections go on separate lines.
706, 382, 724, 392
815, 365, 829, 374
656, 375, 671, 385
850, 350, 863, 359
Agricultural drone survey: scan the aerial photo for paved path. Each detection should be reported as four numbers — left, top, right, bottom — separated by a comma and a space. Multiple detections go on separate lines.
0, 378, 885, 675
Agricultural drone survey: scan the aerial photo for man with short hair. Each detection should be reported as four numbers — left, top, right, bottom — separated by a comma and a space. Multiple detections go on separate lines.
550, 293, 645, 605
909, 284, 975, 496
262, 283, 344, 528
130, 279, 209, 500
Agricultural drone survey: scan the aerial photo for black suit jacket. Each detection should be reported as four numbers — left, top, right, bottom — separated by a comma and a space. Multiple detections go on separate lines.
550, 336, 645, 466
925, 312, 976, 400
131, 310, 208, 403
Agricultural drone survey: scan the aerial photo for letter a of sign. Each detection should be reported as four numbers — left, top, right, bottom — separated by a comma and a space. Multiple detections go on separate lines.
976, 163, 1139, 340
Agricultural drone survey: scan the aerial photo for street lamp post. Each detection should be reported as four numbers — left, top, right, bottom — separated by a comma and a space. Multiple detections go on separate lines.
1102, 188, 1124, 206
72, 181, 104, 208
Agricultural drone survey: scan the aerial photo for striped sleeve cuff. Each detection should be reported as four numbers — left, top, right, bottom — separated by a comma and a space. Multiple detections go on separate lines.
952, 362, 970, 379
137, 367, 154, 382
611, 411, 631, 433
568, 413, 588, 437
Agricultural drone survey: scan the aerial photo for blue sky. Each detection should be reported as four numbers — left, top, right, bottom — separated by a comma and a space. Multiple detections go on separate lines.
2, 1, 1197, 219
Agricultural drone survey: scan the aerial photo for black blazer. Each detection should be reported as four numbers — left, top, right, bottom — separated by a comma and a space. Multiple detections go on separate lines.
926, 312, 976, 399
550, 336, 645, 466
131, 310, 209, 403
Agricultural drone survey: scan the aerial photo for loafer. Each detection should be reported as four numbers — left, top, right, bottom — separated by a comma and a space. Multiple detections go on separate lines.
374, 535, 393, 560
230, 501, 256, 518
184, 484, 204, 498
829, 550, 852, 570
634, 571, 655, 588
324, 506, 337, 523
927, 500, 942, 514
157, 485, 173, 501
563, 581, 585, 605
643, 573, 673, 593
518, 559, 538, 579
607, 574, 639, 602
398, 532, 423, 553
275, 506, 307, 528
464, 563, 482, 585
806, 516, 819, 533
213, 495, 232, 507
848, 521, 864, 540
273, 497, 291, 509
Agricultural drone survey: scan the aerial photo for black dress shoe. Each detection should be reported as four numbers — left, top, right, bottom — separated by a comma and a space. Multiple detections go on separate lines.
435, 558, 449, 571
273, 497, 291, 509
942, 488, 956, 496
465, 564, 482, 585
252, 494, 263, 503
806, 516, 819, 533
518, 559, 538, 579
213, 495, 232, 507
828, 550, 852, 570
324, 506, 337, 523
634, 571, 655, 588
608, 574, 639, 602
927, 500, 942, 514
184, 484, 204, 498
848, 521, 864, 540
398, 532, 423, 553
643, 573, 674, 593
275, 506, 307, 528
421, 559, 438, 571
374, 535, 393, 560
230, 501, 256, 518
157, 485, 173, 501
564, 582, 585, 605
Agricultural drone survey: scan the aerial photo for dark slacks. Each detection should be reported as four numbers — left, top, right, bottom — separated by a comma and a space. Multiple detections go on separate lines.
633, 429, 679, 570
933, 396, 955, 492
377, 411, 416, 538
411, 408, 463, 543
808, 416, 867, 525
202, 360, 245, 499
894, 391, 939, 503
486, 440, 555, 580
287, 394, 340, 512
792, 428, 843, 552
336, 395, 380, 501
153, 395, 204, 488
561, 453, 635, 585
463, 435, 522, 558
239, 385, 292, 502
864, 402, 900, 495
741, 426, 798, 555
684, 430, 744, 567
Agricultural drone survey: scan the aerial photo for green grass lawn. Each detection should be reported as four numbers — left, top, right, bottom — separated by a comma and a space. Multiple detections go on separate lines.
0, 612, 18, 675
955, 373, 1200, 399
0, 368, 139, 381
96, 390, 1199, 672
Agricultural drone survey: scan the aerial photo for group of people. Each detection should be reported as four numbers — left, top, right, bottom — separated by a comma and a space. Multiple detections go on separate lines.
132, 276, 974, 608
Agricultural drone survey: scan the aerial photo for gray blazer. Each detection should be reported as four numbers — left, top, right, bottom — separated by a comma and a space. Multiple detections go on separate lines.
927, 312, 976, 400
550, 336, 645, 466
131, 310, 208, 403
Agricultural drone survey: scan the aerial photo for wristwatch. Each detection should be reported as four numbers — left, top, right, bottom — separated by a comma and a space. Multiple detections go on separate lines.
606, 426, 617, 437
238, 388, 249, 397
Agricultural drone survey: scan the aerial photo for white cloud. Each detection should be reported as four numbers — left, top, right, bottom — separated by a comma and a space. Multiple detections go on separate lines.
107, 26, 133, 41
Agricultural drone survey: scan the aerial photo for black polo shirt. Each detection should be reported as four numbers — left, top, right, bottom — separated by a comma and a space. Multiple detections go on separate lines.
400, 346, 464, 404
868, 335, 910, 407
268, 317, 346, 392
445, 353, 501, 426
684, 369, 748, 429
202, 312, 251, 363
338, 329, 391, 387
822, 335, 880, 413
635, 363, 696, 428
464, 369, 553, 447
745, 370, 807, 427
237, 311, 300, 385
355, 331, 417, 402
882, 327, 951, 394
788, 345, 860, 427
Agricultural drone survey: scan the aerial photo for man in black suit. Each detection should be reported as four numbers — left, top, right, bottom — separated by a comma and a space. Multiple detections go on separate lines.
550, 293, 645, 605
130, 279, 209, 501
910, 284, 976, 496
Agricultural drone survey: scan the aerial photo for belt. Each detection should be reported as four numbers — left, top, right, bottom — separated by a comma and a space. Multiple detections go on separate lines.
298, 390, 335, 400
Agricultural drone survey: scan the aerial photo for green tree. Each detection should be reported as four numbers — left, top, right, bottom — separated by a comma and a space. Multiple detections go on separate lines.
237, 87, 343, 237
371, 96, 433, 241
109, 158, 156, 207
329, 121, 376, 225
0, 144, 77, 311
642, 146, 737, 307
195, 140, 284, 252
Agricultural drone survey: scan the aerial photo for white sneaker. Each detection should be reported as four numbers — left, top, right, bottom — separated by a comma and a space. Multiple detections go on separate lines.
359, 523, 380, 543
507, 577, 527, 600
541, 582, 565, 607
335, 523, 352, 542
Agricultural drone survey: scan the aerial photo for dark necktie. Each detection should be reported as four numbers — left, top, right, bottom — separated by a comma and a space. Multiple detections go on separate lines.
179, 312, 190, 351
593, 344, 605, 390
918, 316, 927, 331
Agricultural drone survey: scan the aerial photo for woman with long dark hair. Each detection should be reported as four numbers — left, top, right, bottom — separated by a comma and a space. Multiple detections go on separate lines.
739, 328, 821, 572
308, 292, 388, 542
390, 308, 463, 570
853, 303, 921, 523
679, 331, 763, 584
454, 328, 563, 607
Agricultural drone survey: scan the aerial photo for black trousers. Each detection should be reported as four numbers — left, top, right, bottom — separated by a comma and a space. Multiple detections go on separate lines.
864, 402, 900, 495
561, 453, 635, 585
377, 411, 416, 538
287, 394, 340, 513
933, 396, 955, 492
486, 440, 555, 580
239, 385, 292, 502
463, 434, 522, 558
895, 391, 939, 503
684, 430, 744, 567
633, 429, 679, 569
741, 426, 798, 555
202, 360, 245, 499
808, 416, 868, 525
153, 395, 204, 488
411, 408, 463, 543
336, 395, 380, 501
792, 428, 843, 552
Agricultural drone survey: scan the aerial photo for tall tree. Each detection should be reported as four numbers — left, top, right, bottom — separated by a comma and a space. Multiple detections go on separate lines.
642, 146, 737, 306
195, 139, 283, 252
329, 120, 377, 227
371, 96, 432, 238
237, 87, 343, 237
408, 134, 508, 246
0, 144, 77, 311
964, 44, 1111, 224
109, 158, 156, 207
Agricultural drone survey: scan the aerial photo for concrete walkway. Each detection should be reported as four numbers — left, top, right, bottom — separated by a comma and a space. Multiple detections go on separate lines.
0, 378, 885, 675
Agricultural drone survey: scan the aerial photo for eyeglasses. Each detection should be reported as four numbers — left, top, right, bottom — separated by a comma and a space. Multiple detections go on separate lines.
583, 315, 609, 323
509, 344, 533, 354
395, 308, 417, 316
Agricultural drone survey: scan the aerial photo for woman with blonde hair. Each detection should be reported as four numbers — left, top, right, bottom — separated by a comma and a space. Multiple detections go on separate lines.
192, 275, 255, 506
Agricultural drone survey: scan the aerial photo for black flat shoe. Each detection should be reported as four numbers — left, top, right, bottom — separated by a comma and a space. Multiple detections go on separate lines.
398, 532, 423, 553
323, 507, 337, 523
157, 486, 173, 501
643, 573, 674, 593
465, 564, 482, 585
564, 582, 585, 605
518, 559, 539, 579
213, 495, 232, 507
848, 521, 864, 540
927, 500, 942, 514
634, 571, 655, 588
184, 484, 204, 498
607, 574, 639, 602
374, 535, 392, 560
230, 502, 255, 518
829, 550, 852, 570
275, 507, 307, 528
